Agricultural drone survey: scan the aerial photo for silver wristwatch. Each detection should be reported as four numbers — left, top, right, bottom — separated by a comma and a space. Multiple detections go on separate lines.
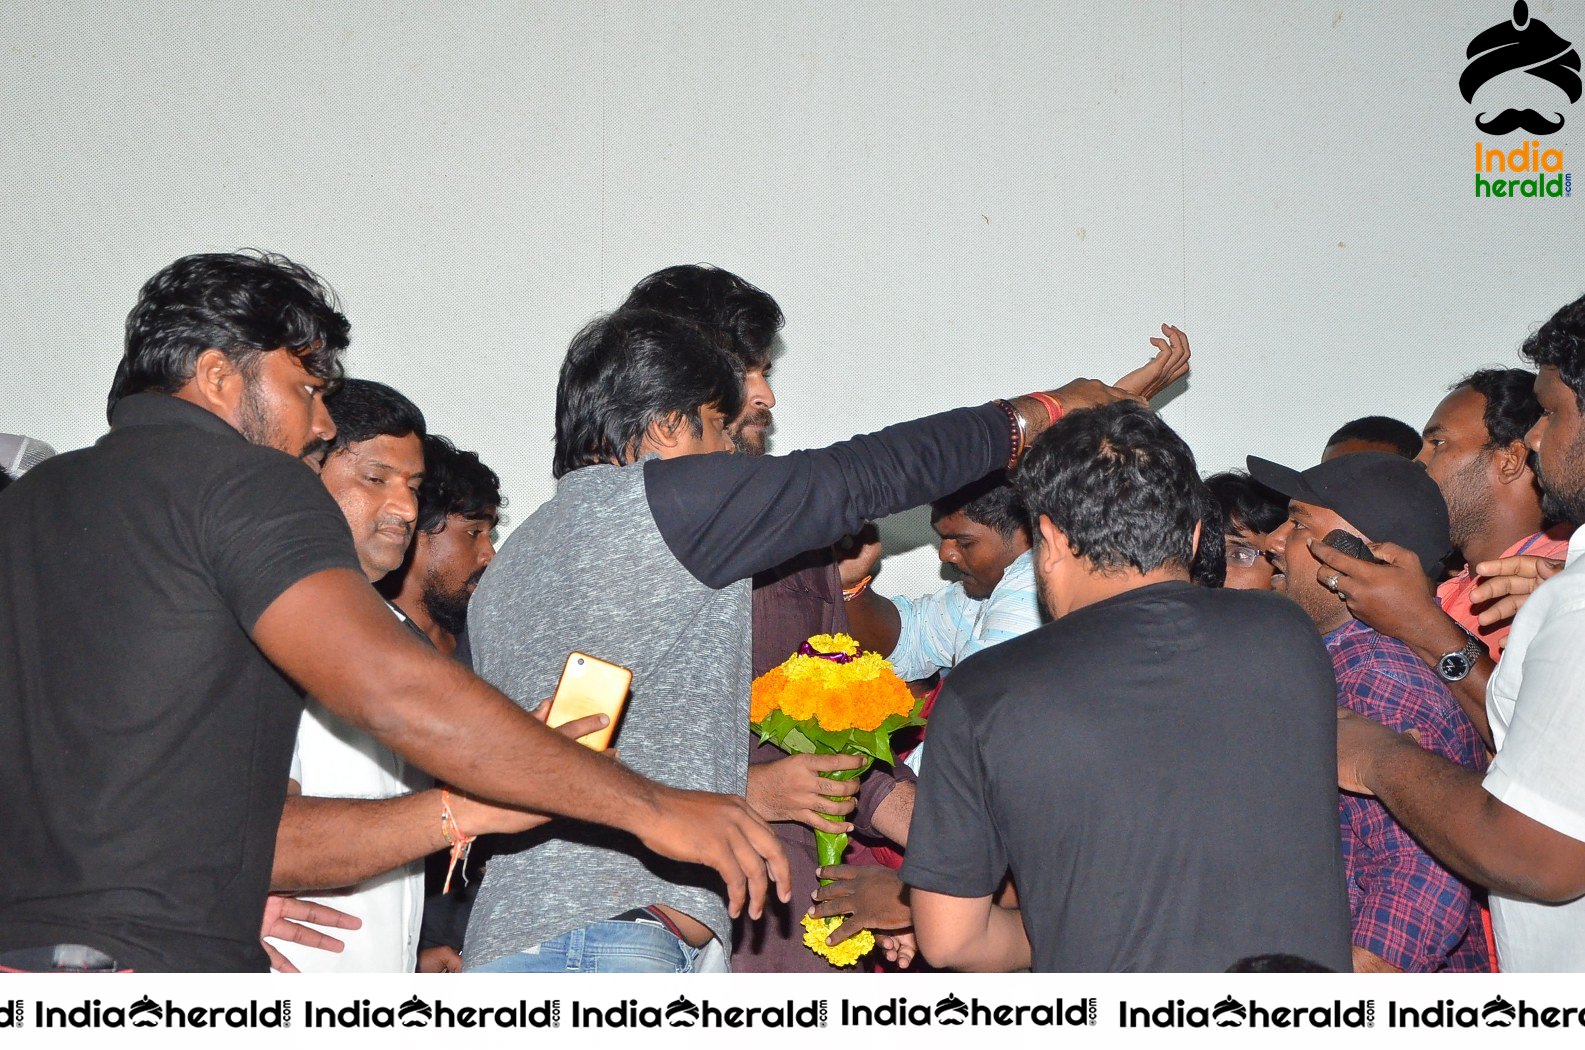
1436, 629, 1484, 683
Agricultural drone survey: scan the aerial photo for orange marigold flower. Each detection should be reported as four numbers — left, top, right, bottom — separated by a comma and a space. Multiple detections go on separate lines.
750, 635, 913, 732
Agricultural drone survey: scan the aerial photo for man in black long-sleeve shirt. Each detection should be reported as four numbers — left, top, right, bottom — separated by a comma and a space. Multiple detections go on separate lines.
463, 308, 1187, 972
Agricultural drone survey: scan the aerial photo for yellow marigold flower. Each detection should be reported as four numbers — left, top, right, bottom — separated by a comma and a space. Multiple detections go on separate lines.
806, 633, 860, 657
751, 635, 915, 732
800, 913, 874, 967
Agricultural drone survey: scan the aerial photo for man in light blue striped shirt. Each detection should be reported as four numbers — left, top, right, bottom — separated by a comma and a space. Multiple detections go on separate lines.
843, 471, 1048, 771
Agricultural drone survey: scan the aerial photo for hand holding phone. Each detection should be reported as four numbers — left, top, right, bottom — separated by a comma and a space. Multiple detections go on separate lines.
1322, 529, 1382, 565
545, 652, 631, 750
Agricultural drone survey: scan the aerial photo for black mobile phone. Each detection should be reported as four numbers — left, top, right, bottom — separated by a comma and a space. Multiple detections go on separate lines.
1322, 529, 1382, 565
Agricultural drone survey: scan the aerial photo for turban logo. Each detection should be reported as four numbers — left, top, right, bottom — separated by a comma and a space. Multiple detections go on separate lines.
397, 995, 433, 1027
664, 995, 701, 1026
1212, 995, 1247, 1027
1462, 1, 1581, 134
934, 993, 970, 1024
128, 995, 162, 1027
1482, 995, 1518, 1026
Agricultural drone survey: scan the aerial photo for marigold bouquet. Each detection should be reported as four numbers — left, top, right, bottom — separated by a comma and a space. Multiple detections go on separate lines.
750, 632, 923, 966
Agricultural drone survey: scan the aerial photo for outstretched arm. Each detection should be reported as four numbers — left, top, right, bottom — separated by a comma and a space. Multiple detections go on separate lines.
650, 334, 1190, 589
1337, 709, 1585, 902
273, 710, 609, 892
254, 568, 791, 918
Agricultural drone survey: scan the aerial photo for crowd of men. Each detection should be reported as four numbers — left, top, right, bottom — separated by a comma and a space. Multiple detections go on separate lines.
2, 251, 1584, 974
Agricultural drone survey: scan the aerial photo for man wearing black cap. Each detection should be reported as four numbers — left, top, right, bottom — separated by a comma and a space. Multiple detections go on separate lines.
1251, 452, 1490, 973
1337, 295, 1585, 972
1308, 371, 1570, 750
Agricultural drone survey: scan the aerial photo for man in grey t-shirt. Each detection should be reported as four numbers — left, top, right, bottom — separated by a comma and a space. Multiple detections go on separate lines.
464, 308, 1187, 972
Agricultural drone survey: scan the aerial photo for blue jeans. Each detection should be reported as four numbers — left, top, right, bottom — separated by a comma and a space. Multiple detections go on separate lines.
468, 918, 702, 973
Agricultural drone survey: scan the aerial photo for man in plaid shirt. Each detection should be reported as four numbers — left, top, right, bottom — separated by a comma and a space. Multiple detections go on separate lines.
1253, 452, 1490, 972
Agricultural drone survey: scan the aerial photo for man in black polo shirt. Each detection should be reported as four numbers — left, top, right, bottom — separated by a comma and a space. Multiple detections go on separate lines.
903, 402, 1352, 972
0, 251, 791, 972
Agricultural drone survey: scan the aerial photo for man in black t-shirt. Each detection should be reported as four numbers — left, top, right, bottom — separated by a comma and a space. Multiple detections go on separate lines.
0, 252, 792, 972
903, 403, 1352, 973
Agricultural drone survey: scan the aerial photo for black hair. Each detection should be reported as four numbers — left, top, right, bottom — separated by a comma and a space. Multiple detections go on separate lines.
552, 308, 745, 479
1188, 483, 1227, 588
1522, 293, 1585, 408
620, 264, 784, 369
108, 250, 349, 420
1453, 368, 1543, 448
1324, 415, 1422, 458
0, 471, 9, 495
1015, 402, 1204, 576
324, 378, 427, 452
417, 434, 505, 534
1205, 470, 1288, 536
929, 470, 1028, 539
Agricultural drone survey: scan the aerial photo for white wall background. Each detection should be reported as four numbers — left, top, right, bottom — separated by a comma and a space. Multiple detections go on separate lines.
2, 1, 1580, 596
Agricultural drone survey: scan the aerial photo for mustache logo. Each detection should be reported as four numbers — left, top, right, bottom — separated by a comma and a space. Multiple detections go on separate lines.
1213, 996, 1247, 1026
129, 996, 163, 1027
398, 996, 433, 1026
1462, 1, 1581, 135
1476, 108, 1566, 134
1483, 995, 1518, 1026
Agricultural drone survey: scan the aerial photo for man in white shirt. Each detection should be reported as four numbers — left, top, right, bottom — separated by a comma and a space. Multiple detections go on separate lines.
271, 380, 595, 972
1337, 294, 1585, 971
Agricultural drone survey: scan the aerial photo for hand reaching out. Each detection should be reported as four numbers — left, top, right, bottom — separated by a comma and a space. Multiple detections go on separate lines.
1113, 324, 1191, 400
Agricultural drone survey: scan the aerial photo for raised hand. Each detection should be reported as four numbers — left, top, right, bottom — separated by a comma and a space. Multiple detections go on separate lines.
1114, 323, 1191, 400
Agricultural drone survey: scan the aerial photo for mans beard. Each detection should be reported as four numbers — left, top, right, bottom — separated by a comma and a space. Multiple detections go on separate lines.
1537, 435, 1585, 527
1440, 457, 1492, 558
236, 374, 323, 460
728, 408, 773, 456
421, 566, 483, 636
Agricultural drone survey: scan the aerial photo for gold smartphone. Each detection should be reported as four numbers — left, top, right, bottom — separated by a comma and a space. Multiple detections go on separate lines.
545, 651, 632, 750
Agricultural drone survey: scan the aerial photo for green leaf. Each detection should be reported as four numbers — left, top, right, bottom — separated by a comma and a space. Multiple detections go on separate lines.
782, 727, 818, 754
799, 722, 851, 751
820, 757, 872, 783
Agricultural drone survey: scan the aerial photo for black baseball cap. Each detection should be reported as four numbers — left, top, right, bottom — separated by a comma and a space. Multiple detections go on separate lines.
1246, 451, 1452, 577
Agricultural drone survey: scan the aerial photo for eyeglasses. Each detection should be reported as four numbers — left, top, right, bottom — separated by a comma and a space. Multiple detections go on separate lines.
1225, 542, 1264, 568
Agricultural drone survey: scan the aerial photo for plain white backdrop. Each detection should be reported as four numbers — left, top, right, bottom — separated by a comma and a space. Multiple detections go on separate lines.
2, 1, 1580, 595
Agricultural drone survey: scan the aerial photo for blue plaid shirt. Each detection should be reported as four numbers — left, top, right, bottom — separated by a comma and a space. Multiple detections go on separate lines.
1325, 619, 1490, 972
